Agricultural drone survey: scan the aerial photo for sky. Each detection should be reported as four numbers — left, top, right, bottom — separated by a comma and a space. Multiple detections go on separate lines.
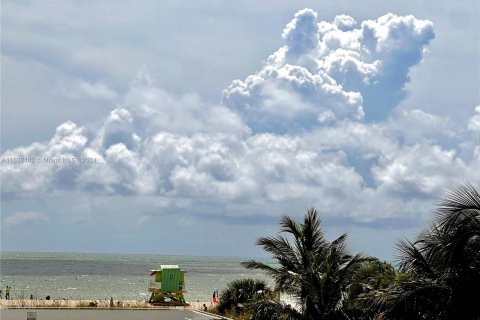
1, 0, 479, 260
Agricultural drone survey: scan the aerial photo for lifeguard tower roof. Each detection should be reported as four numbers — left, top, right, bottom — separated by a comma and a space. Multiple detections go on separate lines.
150, 265, 186, 272
150, 265, 186, 277
161, 265, 180, 269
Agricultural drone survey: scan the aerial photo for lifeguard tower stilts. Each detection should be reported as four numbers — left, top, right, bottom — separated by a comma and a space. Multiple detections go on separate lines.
148, 265, 187, 305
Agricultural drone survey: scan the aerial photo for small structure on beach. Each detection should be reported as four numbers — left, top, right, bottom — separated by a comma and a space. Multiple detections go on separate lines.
148, 265, 186, 305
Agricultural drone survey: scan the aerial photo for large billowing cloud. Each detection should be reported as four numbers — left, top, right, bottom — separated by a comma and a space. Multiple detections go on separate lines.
1, 9, 478, 233
222, 9, 434, 132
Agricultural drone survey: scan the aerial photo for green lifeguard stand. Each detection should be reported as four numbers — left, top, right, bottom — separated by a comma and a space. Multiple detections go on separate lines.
148, 265, 187, 305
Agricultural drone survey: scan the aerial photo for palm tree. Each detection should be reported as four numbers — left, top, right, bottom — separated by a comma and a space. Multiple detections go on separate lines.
347, 259, 398, 319
242, 208, 368, 320
217, 278, 272, 314
248, 300, 303, 320
370, 184, 480, 319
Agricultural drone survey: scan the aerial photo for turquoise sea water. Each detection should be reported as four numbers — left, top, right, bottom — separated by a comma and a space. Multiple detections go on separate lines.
0, 252, 271, 301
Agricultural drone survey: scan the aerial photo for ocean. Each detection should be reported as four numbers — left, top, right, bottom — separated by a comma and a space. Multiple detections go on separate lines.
0, 252, 272, 302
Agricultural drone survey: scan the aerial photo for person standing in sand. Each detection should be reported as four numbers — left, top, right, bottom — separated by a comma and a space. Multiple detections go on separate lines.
5, 286, 11, 300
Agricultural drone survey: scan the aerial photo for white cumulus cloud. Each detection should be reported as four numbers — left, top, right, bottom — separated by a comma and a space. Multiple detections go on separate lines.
1, 9, 478, 230
222, 10, 434, 132
468, 106, 480, 133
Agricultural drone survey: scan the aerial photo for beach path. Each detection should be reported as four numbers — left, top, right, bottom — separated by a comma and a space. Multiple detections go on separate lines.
0, 308, 227, 320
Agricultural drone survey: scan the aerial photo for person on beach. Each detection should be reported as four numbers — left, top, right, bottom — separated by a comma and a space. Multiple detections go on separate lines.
5, 286, 10, 300
0, 288, 3, 299
203, 303, 207, 311
212, 291, 216, 303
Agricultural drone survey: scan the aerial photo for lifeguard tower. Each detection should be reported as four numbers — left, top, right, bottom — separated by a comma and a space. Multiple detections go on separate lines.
148, 265, 187, 305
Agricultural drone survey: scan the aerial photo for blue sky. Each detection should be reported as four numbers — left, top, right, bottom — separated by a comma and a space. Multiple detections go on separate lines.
1, 0, 479, 260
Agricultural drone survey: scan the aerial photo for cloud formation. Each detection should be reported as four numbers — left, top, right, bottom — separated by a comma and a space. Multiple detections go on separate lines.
1, 9, 478, 231
468, 106, 480, 133
222, 10, 435, 132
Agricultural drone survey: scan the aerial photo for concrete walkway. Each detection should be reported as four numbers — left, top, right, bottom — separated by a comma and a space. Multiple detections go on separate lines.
0, 308, 230, 320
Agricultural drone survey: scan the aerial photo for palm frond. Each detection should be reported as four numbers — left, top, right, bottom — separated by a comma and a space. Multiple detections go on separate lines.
256, 236, 300, 269
396, 239, 436, 279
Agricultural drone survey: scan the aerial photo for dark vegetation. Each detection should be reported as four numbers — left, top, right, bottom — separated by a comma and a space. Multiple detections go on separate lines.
213, 184, 480, 319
